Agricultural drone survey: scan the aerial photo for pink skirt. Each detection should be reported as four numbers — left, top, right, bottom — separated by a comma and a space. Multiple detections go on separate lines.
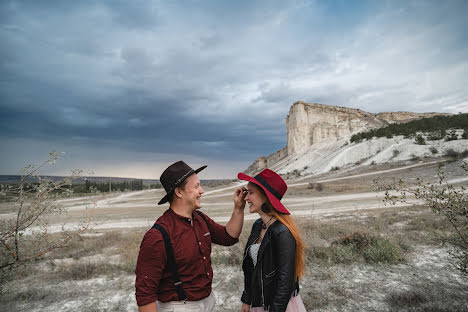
249, 294, 307, 312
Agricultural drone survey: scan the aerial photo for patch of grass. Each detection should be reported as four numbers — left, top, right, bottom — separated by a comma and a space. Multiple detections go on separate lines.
305, 231, 405, 266
211, 244, 243, 266
337, 231, 405, 264
386, 279, 468, 312
444, 148, 459, 158
56, 260, 119, 280
362, 236, 405, 264
307, 182, 324, 191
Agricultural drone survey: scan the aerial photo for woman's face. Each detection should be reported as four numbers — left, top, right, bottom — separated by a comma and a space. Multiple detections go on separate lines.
245, 183, 267, 214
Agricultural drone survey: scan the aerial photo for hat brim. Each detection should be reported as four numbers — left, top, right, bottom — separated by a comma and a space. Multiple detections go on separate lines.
238, 172, 290, 214
158, 165, 207, 205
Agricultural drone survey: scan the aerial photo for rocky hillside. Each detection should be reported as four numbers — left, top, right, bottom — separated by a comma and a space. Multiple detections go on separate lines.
245, 102, 461, 176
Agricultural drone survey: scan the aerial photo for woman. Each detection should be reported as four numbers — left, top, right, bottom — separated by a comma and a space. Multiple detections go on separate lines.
238, 169, 306, 312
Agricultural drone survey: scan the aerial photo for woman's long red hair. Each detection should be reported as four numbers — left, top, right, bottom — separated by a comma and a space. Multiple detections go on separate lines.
270, 208, 305, 280
252, 183, 305, 280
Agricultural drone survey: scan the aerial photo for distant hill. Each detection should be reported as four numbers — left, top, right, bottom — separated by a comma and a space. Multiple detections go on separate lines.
0, 175, 160, 185
245, 102, 467, 177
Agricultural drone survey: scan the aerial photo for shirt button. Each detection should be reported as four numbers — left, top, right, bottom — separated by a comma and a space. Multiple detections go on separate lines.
188, 218, 191, 222
207, 272, 210, 276
199, 242, 201, 245
203, 256, 206, 260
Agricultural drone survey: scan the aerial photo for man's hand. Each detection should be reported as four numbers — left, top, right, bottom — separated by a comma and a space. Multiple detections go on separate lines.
234, 186, 247, 210
226, 186, 247, 238
139, 302, 157, 312
240, 303, 250, 312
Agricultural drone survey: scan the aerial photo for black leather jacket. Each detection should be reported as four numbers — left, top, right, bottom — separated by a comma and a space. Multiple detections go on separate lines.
241, 219, 299, 312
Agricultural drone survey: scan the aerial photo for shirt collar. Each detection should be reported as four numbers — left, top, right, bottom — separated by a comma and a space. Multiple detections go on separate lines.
169, 207, 197, 224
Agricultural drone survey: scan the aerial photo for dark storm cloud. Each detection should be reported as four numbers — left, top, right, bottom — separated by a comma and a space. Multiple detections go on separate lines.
1, 0, 468, 177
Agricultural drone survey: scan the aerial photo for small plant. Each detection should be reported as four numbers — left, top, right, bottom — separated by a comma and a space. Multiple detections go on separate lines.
429, 146, 438, 154
339, 231, 371, 250
331, 166, 340, 171
308, 182, 324, 191
0, 152, 95, 271
415, 134, 426, 145
374, 163, 468, 273
445, 130, 458, 141
410, 153, 421, 161
335, 231, 405, 264
444, 148, 459, 158
427, 130, 445, 140
392, 149, 400, 158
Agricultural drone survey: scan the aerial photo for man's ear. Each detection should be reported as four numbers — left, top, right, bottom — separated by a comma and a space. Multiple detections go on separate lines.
174, 186, 183, 199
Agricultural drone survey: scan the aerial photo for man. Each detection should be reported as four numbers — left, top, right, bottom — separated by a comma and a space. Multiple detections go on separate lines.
135, 161, 246, 312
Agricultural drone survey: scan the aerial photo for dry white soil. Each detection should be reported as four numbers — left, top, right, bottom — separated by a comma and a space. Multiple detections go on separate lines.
1, 158, 467, 311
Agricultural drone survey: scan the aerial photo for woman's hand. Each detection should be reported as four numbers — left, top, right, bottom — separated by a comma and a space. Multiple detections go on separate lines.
240, 303, 250, 312
234, 186, 247, 210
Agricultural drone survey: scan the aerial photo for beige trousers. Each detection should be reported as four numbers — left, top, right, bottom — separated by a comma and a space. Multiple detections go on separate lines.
157, 293, 216, 312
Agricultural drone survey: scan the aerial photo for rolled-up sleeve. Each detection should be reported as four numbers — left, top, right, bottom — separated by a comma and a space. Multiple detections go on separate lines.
135, 230, 166, 306
200, 212, 239, 246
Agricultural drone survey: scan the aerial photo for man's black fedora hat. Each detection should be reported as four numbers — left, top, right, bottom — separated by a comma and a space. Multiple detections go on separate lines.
158, 161, 207, 205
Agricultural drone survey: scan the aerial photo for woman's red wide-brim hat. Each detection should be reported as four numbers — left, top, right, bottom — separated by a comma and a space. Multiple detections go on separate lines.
238, 169, 290, 214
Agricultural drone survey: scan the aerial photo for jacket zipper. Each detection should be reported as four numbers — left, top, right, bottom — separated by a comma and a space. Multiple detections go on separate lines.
260, 265, 265, 309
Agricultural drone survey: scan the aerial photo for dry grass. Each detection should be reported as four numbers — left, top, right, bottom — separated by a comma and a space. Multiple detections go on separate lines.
385, 278, 468, 312
1, 205, 467, 311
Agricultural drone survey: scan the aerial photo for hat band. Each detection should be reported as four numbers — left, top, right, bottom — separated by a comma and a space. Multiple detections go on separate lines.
254, 175, 283, 200
166, 169, 195, 194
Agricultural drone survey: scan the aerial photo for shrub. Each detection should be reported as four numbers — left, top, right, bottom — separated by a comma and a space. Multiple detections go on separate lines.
375, 164, 468, 273
362, 237, 405, 264
410, 153, 421, 161
307, 183, 323, 191
445, 130, 458, 141
444, 148, 459, 158
0, 152, 95, 271
334, 231, 405, 264
427, 130, 444, 140
414, 135, 426, 145
339, 231, 371, 250
429, 146, 438, 154
331, 166, 340, 171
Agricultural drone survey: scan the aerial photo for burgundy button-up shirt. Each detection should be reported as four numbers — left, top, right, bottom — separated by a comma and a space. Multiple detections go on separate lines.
135, 208, 238, 306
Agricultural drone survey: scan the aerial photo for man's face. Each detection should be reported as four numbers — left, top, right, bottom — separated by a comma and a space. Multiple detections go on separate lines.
179, 173, 204, 210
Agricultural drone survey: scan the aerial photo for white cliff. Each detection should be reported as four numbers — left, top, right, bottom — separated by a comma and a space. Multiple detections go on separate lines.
245, 101, 457, 176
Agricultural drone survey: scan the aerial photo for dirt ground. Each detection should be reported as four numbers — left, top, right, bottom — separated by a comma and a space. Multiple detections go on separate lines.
1, 158, 467, 311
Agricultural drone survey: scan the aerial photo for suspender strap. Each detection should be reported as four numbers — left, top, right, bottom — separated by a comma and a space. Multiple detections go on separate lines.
195, 210, 208, 226
152, 224, 187, 301
151, 211, 210, 302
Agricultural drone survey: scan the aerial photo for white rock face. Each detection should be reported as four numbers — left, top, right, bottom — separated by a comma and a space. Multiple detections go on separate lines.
245, 101, 455, 175
286, 102, 388, 155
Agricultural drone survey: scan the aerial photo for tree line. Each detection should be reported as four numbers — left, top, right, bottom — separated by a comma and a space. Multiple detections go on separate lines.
351, 113, 468, 143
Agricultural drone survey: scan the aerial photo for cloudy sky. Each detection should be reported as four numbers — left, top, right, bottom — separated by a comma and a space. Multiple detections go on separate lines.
1, 0, 467, 179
